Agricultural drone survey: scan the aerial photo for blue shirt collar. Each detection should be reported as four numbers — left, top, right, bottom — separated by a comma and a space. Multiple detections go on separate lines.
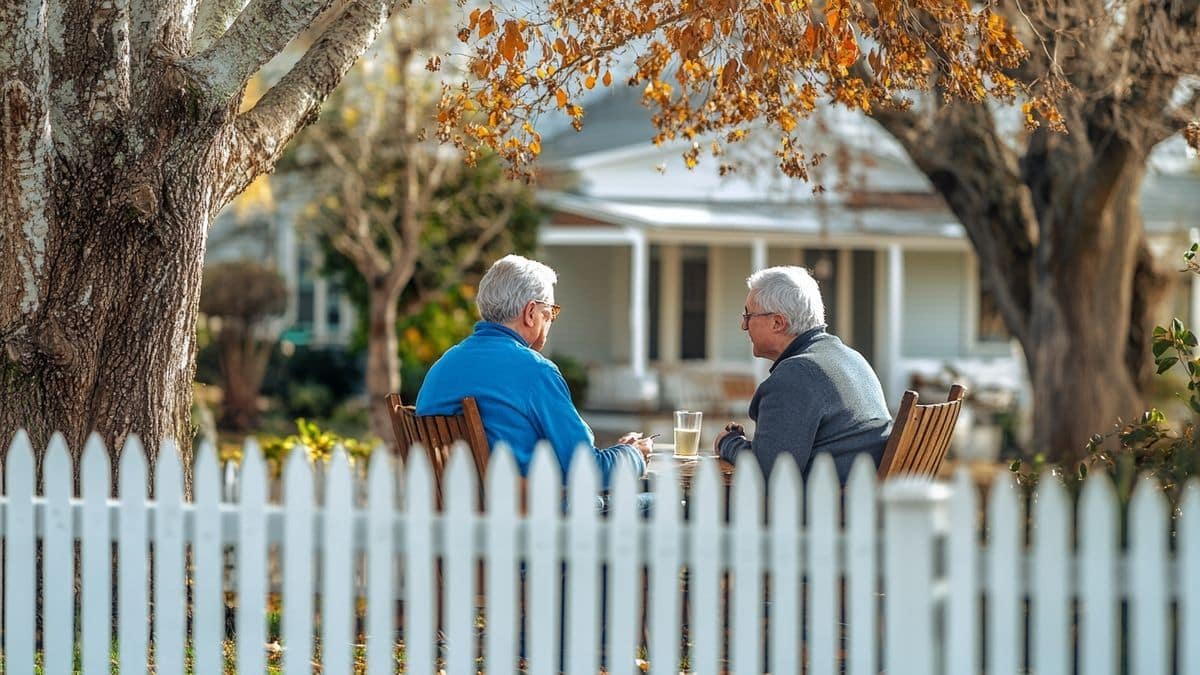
473, 321, 530, 347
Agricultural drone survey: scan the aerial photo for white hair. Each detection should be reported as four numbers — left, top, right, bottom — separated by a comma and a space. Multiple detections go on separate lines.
747, 266, 825, 335
476, 254, 558, 323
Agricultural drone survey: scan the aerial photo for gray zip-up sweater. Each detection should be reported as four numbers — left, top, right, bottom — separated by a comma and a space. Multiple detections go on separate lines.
717, 327, 892, 483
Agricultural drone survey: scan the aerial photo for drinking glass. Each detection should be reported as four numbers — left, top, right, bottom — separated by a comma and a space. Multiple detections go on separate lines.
673, 410, 703, 457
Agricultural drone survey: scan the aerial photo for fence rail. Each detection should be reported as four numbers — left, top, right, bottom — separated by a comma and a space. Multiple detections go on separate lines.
1, 430, 1198, 674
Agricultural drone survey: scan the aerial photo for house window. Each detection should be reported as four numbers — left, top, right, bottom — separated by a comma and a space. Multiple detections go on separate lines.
978, 285, 1009, 342
681, 255, 708, 360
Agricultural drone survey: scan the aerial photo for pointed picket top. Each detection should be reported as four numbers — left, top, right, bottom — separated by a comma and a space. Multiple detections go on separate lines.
1030, 464, 1071, 675
485, 442, 520, 675
731, 450, 764, 524
652, 446, 681, 525
807, 452, 840, 675
240, 436, 266, 498
845, 451, 878, 675
367, 445, 395, 504
191, 438, 223, 675
194, 439, 219, 499
322, 443, 355, 675
528, 440, 561, 516
325, 443, 352, 498
1079, 470, 1118, 675
404, 443, 435, 514
119, 434, 148, 498
5, 428, 35, 675
1181, 478, 1200, 675
487, 442, 519, 514
444, 440, 478, 513
81, 431, 112, 675
282, 442, 315, 675
236, 436, 268, 675
527, 440, 561, 675
1129, 472, 1170, 675
43, 432, 74, 675
649, 446, 682, 675
284, 445, 311, 494
985, 470, 1022, 675
365, 445, 396, 675
156, 438, 182, 499
606, 439, 640, 675
768, 453, 801, 675
566, 443, 601, 675
688, 453, 723, 675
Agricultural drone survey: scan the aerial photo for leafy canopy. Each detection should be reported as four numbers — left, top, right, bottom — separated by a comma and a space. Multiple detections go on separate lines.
438, 0, 1060, 179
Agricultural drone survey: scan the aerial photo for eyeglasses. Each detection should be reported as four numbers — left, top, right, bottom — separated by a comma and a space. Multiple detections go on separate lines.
741, 311, 775, 324
534, 301, 561, 321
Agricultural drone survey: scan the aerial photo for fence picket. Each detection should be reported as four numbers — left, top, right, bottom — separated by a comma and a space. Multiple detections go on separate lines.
768, 455, 801, 675
985, 473, 1022, 675
807, 455, 839, 675
485, 444, 520, 675
689, 458, 723, 675
882, 478, 946, 674
43, 433, 74, 675
1129, 474, 1169, 675
4, 431, 35, 674
1079, 472, 1118, 675
649, 455, 681, 675
404, 445, 436, 675
1182, 479, 1200, 675
605, 451, 640, 675
1032, 472, 1070, 675
845, 456, 877, 675
945, 468, 979, 675
322, 447, 356, 674
81, 433, 112, 675
237, 439, 268, 675
193, 441, 224, 675
444, 443, 478, 675
730, 451, 764, 675
366, 448, 397, 675
527, 442, 561, 675
118, 436, 150, 675
283, 446, 316, 675
154, 440, 186, 675
566, 444, 600, 674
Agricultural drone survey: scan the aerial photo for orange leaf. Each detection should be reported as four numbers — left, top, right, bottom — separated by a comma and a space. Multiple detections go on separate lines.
585, 74, 597, 89
478, 9, 495, 38
603, 70, 613, 86
529, 139, 542, 155
836, 32, 859, 68
555, 88, 568, 108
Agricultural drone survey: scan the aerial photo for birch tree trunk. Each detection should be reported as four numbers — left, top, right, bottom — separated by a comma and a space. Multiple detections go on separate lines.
0, 0, 399, 480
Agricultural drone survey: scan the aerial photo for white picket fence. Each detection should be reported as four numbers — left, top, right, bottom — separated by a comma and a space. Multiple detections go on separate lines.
1, 430, 1198, 674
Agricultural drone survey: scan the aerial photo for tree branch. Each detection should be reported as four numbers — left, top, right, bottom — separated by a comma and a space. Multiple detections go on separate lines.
219, 0, 397, 208
185, 0, 340, 103
190, 0, 252, 52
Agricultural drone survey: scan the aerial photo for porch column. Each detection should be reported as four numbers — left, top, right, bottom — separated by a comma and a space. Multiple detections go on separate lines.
751, 239, 769, 382
660, 244, 682, 364
886, 244, 905, 406
630, 229, 649, 378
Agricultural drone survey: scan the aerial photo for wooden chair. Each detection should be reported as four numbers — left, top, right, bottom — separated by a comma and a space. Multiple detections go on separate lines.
384, 393, 490, 509
877, 384, 967, 480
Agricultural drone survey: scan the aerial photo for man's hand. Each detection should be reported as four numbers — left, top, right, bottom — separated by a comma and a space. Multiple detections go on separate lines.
631, 436, 654, 461
714, 422, 745, 455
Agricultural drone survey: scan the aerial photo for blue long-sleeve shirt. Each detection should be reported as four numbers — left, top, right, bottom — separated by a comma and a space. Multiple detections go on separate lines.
415, 322, 645, 484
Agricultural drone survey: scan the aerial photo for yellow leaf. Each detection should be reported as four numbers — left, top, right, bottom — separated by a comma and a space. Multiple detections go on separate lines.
585, 74, 596, 89
529, 139, 541, 155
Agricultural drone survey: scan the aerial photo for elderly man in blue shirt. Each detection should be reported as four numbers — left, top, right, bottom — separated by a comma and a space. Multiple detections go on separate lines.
417, 254, 652, 484
715, 266, 893, 483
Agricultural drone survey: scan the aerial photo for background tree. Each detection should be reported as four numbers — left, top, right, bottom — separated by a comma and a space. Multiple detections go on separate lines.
295, 9, 539, 442
0, 0, 401, 473
446, 0, 1200, 461
199, 261, 288, 432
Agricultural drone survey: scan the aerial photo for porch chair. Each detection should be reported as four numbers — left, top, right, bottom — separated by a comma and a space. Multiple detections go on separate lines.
384, 393, 490, 509
876, 384, 967, 480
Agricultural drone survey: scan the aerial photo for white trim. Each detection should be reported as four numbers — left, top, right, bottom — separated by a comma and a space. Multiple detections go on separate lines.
836, 248, 853, 342
886, 245, 905, 406
540, 227, 639, 246
706, 245, 722, 364
630, 230, 649, 378
659, 244, 682, 364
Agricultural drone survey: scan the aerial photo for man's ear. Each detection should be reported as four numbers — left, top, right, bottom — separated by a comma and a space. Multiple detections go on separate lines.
522, 301, 537, 327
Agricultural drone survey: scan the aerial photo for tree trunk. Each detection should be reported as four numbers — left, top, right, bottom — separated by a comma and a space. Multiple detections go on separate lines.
365, 284, 401, 446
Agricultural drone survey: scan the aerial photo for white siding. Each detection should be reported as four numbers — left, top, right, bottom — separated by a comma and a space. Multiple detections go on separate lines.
901, 251, 966, 357
715, 246, 755, 362
768, 246, 804, 267
541, 245, 627, 364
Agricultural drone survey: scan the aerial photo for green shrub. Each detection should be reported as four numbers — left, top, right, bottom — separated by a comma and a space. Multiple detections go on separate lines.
549, 352, 589, 407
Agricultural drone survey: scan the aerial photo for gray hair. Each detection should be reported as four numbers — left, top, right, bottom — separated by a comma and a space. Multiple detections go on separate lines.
476, 254, 558, 323
747, 266, 825, 335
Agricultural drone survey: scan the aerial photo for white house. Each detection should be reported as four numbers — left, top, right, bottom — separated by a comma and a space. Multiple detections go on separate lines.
532, 88, 1200, 432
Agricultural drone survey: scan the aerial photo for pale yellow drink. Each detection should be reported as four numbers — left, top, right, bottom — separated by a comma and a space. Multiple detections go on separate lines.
673, 427, 701, 456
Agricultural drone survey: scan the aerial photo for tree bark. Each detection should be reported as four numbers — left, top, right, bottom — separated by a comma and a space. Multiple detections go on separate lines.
365, 283, 401, 445
0, 0, 397, 486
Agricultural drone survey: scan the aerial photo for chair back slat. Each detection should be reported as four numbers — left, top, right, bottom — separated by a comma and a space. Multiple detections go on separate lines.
384, 394, 491, 510
877, 384, 967, 480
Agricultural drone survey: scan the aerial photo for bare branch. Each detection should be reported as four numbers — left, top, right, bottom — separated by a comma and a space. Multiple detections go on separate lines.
190, 0, 252, 52
1, 0, 53, 329
220, 0, 397, 207
184, 0, 340, 103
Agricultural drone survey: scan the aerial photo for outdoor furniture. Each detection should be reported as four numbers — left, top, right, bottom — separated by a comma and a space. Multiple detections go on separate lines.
384, 393, 490, 508
876, 384, 967, 480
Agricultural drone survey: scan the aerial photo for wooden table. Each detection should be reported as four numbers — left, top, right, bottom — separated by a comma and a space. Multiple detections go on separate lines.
644, 449, 735, 489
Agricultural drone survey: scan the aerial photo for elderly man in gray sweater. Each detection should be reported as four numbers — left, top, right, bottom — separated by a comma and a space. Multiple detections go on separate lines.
715, 266, 892, 483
